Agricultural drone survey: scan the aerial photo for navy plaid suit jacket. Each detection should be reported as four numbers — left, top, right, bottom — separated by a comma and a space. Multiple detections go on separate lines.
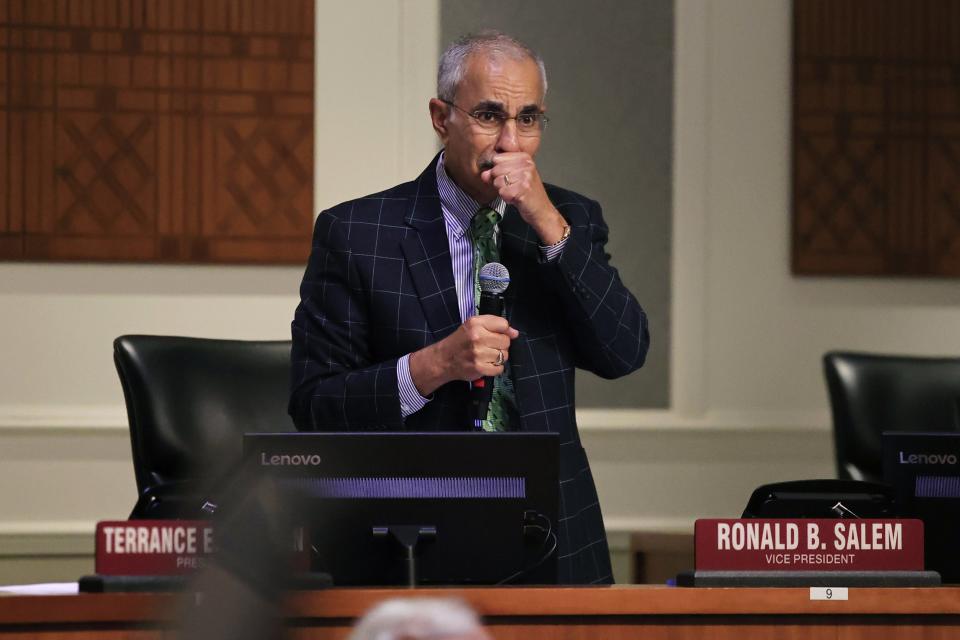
290, 154, 649, 584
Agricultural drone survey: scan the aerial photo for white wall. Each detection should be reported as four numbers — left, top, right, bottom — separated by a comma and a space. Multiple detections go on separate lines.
314, 0, 439, 206
4, 0, 960, 582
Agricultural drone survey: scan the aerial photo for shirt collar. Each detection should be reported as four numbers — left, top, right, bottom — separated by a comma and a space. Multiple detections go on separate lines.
436, 152, 507, 239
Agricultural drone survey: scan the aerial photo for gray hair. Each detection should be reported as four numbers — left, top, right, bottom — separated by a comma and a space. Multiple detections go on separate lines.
348, 598, 488, 640
437, 30, 547, 103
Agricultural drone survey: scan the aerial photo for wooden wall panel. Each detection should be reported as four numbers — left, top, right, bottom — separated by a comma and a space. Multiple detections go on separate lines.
792, 0, 960, 276
0, 1, 8, 255
0, 0, 313, 264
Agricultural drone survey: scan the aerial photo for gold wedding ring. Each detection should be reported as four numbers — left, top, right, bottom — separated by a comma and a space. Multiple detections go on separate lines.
503, 173, 511, 186
495, 349, 504, 366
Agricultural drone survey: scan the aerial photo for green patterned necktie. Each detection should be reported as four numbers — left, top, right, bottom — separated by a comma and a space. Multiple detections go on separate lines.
471, 206, 514, 432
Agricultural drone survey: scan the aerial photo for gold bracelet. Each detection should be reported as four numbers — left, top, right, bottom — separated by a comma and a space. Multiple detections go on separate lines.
544, 223, 571, 248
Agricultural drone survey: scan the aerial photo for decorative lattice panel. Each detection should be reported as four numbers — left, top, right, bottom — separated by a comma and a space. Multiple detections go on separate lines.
0, 0, 313, 263
792, 0, 960, 276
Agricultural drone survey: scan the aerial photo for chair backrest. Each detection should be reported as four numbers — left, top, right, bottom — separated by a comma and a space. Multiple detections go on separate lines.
823, 351, 960, 483
114, 335, 294, 517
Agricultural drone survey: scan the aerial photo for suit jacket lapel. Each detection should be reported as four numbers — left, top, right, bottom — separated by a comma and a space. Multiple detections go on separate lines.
499, 205, 540, 316
400, 157, 462, 341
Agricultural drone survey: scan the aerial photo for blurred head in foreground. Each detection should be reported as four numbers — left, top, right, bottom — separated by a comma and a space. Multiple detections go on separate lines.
348, 598, 491, 640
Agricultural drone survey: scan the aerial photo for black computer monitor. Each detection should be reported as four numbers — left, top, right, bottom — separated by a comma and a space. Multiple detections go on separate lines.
243, 432, 559, 586
883, 431, 960, 583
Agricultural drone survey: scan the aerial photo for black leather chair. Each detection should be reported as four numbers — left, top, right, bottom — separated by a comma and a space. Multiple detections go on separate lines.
114, 335, 295, 519
823, 351, 960, 483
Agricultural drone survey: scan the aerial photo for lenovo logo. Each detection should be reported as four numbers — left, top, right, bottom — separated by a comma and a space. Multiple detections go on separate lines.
898, 451, 958, 465
259, 452, 323, 466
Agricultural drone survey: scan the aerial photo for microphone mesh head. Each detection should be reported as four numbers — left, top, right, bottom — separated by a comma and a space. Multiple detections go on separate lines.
479, 262, 510, 294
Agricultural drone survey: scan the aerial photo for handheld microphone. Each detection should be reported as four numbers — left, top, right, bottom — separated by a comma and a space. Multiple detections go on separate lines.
471, 262, 510, 427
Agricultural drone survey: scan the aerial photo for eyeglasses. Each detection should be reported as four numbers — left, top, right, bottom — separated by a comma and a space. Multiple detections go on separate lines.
441, 99, 549, 137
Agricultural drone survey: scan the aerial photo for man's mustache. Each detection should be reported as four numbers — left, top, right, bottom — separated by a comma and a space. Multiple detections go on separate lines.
478, 158, 495, 171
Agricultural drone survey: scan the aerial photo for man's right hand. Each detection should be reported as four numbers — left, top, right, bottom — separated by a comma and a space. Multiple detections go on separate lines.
408, 315, 520, 397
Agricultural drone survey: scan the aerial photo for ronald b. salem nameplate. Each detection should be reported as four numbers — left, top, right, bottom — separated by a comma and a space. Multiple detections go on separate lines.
695, 519, 925, 572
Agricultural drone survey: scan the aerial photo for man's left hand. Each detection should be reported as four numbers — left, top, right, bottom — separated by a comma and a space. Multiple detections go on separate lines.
481, 152, 567, 246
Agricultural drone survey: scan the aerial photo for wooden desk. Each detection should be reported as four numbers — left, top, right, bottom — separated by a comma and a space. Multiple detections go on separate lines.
1, 586, 959, 638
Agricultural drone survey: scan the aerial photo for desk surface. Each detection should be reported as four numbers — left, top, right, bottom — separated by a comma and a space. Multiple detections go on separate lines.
2, 586, 959, 639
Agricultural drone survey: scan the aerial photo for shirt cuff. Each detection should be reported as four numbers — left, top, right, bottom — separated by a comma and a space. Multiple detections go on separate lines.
539, 235, 569, 262
397, 353, 431, 418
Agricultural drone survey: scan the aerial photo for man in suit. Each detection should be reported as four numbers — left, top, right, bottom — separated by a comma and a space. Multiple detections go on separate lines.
290, 31, 649, 584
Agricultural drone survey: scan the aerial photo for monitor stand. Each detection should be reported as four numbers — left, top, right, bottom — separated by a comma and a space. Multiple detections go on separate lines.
373, 525, 437, 587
